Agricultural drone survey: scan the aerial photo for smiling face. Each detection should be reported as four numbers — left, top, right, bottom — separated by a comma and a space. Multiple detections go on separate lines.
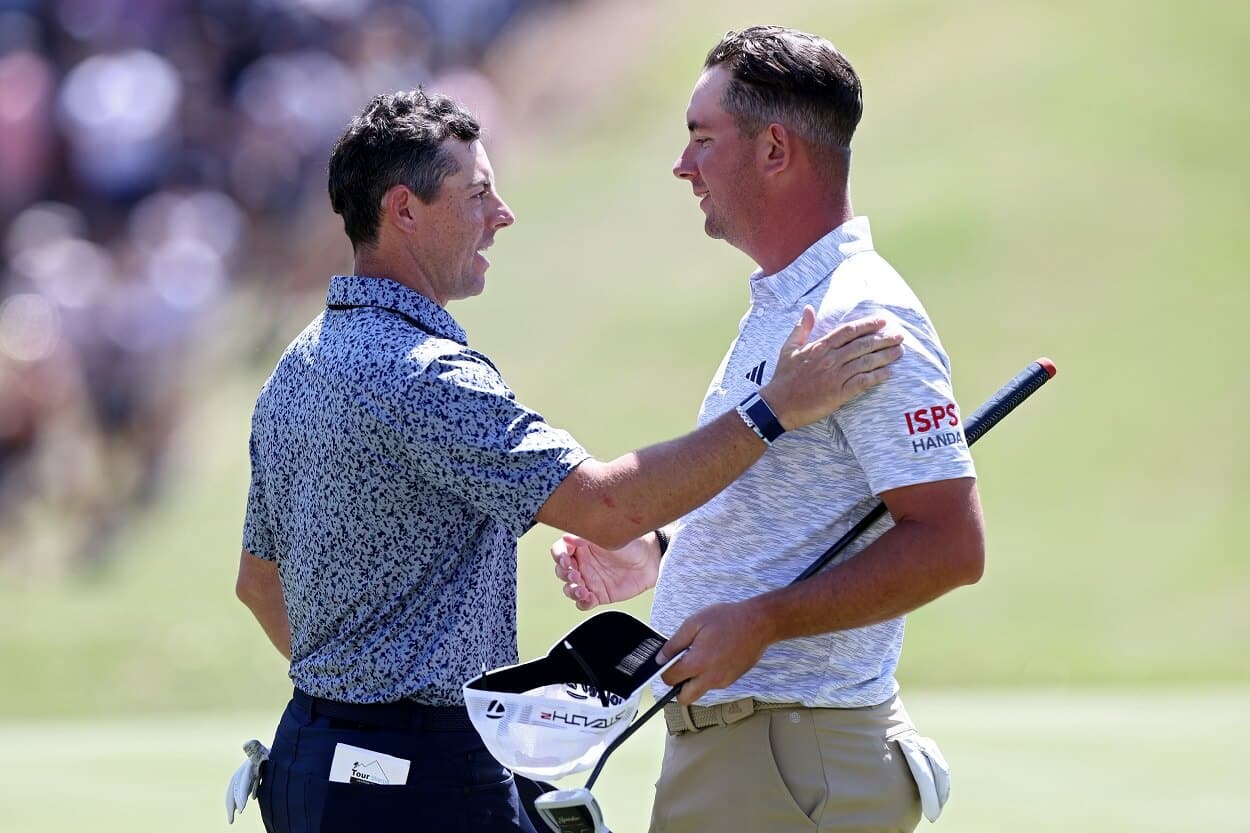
672, 66, 765, 248
406, 138, 514, 304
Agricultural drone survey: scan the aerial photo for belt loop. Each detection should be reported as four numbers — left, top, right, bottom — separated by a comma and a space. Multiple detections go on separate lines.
292, 688, 314, 720
678, 701, 702, 734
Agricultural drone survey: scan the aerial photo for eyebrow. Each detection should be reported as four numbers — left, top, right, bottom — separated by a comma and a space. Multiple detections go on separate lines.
687, 119, 701, 132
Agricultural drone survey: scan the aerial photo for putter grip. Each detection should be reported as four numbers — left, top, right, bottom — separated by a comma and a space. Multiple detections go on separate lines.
791, 358, 1056, 583
963, 358, 1055, 445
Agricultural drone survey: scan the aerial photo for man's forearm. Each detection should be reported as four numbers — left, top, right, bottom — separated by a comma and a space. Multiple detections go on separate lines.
539, 408, 766, 549
751, 524, 978, 645
750, 489, 985, 645
247, 595, 292, 660
537, 314, 903, 549
236, 550, 292, 660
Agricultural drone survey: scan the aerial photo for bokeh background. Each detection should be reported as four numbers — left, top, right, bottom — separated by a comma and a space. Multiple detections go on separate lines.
1, 0, 1247, 831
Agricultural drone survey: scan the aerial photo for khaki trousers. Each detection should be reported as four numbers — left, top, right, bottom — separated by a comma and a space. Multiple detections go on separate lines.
648, 694, 922, 833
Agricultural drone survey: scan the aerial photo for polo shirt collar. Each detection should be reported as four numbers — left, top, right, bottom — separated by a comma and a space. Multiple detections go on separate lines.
326, 274, 468, 343
749, 216, 876, 306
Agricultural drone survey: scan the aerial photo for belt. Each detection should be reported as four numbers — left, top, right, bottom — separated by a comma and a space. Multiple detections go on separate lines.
663, 697, 804, 735
293, 688, 475, 732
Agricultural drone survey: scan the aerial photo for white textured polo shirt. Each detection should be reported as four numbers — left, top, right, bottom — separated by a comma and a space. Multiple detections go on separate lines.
650, 217, 976, 708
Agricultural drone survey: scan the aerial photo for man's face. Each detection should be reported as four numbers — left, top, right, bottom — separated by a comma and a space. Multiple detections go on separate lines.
408, 139, 514, 304
672, 66, 763, 246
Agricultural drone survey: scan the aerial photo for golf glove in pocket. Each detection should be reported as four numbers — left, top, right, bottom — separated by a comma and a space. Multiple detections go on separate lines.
225, 738, 270, 823
896, 733, 950, 822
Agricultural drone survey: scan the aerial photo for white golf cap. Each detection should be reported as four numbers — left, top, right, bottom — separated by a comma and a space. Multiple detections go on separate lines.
463, 610, 670, 780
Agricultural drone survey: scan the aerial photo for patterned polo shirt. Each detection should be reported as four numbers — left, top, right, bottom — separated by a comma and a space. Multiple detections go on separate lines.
243, 275, 589, 706
651, 217, 976, 708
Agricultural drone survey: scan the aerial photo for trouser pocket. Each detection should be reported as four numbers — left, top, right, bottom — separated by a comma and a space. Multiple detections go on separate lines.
895, 733, 951, 822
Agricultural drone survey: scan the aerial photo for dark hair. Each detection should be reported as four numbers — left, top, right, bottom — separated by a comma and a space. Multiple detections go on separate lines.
704, 26, 862, 155
328, 88, 480, 249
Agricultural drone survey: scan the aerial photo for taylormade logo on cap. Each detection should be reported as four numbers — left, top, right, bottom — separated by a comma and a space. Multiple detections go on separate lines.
462, 611, 671, 780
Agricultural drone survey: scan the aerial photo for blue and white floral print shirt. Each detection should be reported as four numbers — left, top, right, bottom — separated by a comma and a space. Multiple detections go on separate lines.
243, 275, 589, 705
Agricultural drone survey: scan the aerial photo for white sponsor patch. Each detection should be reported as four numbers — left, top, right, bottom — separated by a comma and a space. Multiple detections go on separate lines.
328, 743, 410, 786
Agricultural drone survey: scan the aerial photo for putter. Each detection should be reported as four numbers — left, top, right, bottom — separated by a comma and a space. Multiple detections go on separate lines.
534, 358, 1058, 833
534, 788, 607, 833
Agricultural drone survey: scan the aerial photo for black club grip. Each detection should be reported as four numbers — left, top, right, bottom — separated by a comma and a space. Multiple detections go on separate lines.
963, 359, 1056, 446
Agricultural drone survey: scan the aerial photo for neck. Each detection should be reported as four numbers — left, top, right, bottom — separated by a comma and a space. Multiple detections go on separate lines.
353, 244, 445, 307
748, 192, 852, 276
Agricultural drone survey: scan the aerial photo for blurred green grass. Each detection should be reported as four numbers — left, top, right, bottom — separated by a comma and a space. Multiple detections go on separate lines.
1, 689, 1246, 833
1, 0, 1248, 828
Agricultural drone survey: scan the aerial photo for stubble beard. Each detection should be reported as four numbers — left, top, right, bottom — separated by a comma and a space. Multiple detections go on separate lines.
703, 205, 727, 240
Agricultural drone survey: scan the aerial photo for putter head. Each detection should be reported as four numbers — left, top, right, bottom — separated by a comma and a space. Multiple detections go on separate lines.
533, 788, 606, 833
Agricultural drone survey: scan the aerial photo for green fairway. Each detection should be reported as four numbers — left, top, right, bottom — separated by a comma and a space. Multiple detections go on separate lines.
1, 688, 1245, 833
0, 3, 1247, 832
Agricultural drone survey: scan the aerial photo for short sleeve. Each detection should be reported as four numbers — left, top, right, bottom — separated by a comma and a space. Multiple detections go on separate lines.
399, 350, 590, 538
831, 303, 976, 496
241, 431, 279, 561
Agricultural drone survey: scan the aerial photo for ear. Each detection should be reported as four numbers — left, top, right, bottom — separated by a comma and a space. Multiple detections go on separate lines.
759, 123, 793, 177
381, 184, 420, 235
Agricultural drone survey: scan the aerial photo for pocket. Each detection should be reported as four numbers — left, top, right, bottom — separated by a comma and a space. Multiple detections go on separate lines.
320, 779, 425, 829
895, 733, 951, 822
764, 709, 823, 828
463, 771, 524, 830
256, 759, 276, 833
318, 752, 521, 831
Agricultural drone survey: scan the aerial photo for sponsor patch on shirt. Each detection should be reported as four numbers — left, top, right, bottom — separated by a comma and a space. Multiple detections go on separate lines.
902, 402, 967, 455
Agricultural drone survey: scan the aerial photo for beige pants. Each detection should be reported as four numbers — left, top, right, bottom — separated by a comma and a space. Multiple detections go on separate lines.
648, 694, 922, 833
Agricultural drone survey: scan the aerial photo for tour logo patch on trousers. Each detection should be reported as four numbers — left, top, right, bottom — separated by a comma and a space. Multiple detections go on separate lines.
328, 743, 411, 786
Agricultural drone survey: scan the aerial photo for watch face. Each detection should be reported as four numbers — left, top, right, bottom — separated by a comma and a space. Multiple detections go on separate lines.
745, 396, 783, 441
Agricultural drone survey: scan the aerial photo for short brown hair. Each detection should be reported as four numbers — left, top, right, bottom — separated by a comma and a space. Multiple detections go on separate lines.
328, 89, 480, 249
704, 26, 862, 156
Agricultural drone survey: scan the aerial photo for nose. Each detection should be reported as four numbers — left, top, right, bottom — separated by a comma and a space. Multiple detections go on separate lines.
673, 144, 696, 181
491, 194, 515, 229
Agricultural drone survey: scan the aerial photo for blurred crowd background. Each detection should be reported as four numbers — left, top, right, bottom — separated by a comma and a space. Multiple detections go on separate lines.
0, 0, 577, 576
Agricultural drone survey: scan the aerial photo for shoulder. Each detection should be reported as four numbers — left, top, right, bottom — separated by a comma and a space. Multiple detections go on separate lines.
809, 253, 934, 337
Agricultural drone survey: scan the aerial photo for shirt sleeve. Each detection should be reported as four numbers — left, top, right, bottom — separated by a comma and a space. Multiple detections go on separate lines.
830, 303, 976, 496
399, 349, 591, 539
241, 429, 279, 561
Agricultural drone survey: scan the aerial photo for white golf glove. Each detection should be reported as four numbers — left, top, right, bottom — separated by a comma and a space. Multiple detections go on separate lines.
897, 734, 951, 822
226, 738, 271, 823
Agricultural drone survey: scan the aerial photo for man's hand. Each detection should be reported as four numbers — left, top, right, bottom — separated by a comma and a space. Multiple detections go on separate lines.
655, 599, 773, 705
550, 533, 660, 611
762, 309, 903, 430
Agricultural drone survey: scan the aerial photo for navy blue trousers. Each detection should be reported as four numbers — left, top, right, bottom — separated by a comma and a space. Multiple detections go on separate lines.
258, 691, 540, 833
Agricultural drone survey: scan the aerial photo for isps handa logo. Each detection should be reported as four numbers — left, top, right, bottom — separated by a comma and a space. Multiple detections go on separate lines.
903, 403, 967, 454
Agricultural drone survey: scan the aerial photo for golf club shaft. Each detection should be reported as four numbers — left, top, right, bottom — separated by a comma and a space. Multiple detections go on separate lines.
792, 357, 1056, 581
585, 357, 1058, 791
